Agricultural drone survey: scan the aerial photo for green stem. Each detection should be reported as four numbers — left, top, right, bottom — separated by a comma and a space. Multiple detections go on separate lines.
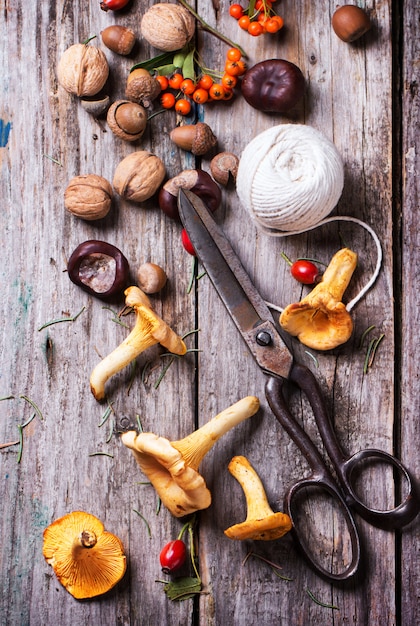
177, 0, 248, 58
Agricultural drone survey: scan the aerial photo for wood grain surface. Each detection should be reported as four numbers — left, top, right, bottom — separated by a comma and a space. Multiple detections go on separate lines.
1, 1, 418, 625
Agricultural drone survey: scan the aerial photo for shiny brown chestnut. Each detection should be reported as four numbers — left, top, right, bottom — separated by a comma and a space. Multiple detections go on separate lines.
241, 59, 305, 113
158, 169, 221, 221
67, 240, 130, 300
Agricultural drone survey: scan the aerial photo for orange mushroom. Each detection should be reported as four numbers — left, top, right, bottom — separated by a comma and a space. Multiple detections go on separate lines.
224, 456, 292, 541
279, 248, 358, 351
43, 511, 126, 599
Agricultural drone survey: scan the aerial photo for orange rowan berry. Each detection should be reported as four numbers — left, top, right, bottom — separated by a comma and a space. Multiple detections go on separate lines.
221, 73, 237, 90
161, 92, 176, 109
209, 83, 225, 100
198, 74, 213, 90
248, 21, 264, 36
175, 98, 192, 115
226, 47, 242, 62
168, 72, 183, 89
224, 59, 247, 76
192, 88, 209, 104
238, 15, 251, 30
156, 75, 169, 90
180, 78, 196, 95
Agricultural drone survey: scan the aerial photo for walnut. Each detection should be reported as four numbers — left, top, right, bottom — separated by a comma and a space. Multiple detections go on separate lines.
140, 3, 195, 52
64, 174, 113, 220
57, 43, 109, 97
113, 151, 165, 203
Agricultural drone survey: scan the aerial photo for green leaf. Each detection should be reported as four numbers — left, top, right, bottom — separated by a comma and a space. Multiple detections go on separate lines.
173, 51, 187, 69
163, 577, 202, 601
182, 49, 196, 80
156, 64, 176, 76
131, 52, 174, 74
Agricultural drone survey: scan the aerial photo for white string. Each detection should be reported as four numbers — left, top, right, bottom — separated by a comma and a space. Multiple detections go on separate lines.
262, 215, 382, 313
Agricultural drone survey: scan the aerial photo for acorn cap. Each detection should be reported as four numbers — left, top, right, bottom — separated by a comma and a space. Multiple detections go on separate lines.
43, 511, 126, 599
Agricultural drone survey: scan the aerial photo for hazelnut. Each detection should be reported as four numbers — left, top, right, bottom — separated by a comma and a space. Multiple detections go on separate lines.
64, 174, 113, 220
57, 43, 109, 97
210, 152, 240, 186
113, 151, 165, 203
80, 95, 110, 117
170, 122, 217, 156
140, 3, 195, 52
126, 68, 161, 107
332, 6, 371, 43
107, 100, 147, 142
137, 262, 167, 294
101, 25, 136, 55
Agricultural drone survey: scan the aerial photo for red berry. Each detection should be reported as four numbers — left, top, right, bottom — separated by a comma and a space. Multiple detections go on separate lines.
159, 539, 187, 573
100, 0, 130, 11
290, 260, 319, 284
181, 229, 196, 256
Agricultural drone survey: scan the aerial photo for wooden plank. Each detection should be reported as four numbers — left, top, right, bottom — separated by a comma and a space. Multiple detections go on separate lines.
400, 1, 420, 624
0, 0, 417, 624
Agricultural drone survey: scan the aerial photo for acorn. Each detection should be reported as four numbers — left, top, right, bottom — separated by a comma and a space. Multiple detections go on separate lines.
101, 25, 136, 55
169, 122, 217, 156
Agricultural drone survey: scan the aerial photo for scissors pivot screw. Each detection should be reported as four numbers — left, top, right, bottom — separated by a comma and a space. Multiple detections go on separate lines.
256, 330, 272, 346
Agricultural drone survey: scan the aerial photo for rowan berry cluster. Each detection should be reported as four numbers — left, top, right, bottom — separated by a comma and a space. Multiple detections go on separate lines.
157, 48, 247, 115
229, 0, 284, 37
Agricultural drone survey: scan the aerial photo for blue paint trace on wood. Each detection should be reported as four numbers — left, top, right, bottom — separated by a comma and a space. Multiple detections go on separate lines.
0, 119, 12, 147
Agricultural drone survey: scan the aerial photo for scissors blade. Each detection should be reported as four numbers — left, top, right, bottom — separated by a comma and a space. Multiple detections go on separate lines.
178, 189, 293, 379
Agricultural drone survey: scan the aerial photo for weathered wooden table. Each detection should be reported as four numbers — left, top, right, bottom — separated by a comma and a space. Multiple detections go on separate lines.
1, 1, 419, 624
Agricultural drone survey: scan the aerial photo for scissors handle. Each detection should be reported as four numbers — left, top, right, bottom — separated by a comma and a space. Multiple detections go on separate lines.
287, 363, 420, 530
265, 374, 361, 582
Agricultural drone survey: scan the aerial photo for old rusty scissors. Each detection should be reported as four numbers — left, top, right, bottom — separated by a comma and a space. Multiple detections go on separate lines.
178, 189, 419, 582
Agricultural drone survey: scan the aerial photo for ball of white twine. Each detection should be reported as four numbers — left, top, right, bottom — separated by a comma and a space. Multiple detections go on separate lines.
236, 124, 382, 312
236, 124, 344, 233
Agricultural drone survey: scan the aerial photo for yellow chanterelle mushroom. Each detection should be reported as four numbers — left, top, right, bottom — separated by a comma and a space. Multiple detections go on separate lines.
90, 286, 187, 401
224, 456, 292, 541
43, 511, 126, 599
121, 396, 260, 517
280, 248, 358, 351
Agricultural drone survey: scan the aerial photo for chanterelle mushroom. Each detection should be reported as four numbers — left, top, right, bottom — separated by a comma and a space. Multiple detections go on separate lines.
121, 396, 260, 517
90, 286, 187, 400
279, 248, 358, 351
43, 511, 126, 599
224, 456, 292, 540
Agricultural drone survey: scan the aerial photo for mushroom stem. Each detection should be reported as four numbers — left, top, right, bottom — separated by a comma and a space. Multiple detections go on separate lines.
228, 456, 276, 521
319, 248, 358, 301
171, 396, 260, 471
71, 531, 97, 559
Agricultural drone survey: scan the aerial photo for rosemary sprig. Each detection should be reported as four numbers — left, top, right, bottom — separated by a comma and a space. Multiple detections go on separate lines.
98, 403, 114, 427
20, 395, 44, 421
242, 551, 293, 581
102, 306, 130, 329
363, 333, 385, 374
88, 451, 114, 458
306, 588, 339, 610
359, 324, 375, 349
38, 306, 85, 331
133, 508, 152, 538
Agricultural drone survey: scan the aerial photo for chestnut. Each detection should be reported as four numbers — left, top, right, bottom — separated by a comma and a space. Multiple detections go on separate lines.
241, 59, 305, 113
158, 169, 221, 221
67, 240, 130, 300
332, 5, 371, 43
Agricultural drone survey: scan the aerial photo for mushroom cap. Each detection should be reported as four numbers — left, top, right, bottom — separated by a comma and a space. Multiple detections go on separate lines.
279, 294, 353, 351
280, 248, 357, 351
121, 431, 211, 517
43, 511, 126, 599
224, 511, 293, 541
